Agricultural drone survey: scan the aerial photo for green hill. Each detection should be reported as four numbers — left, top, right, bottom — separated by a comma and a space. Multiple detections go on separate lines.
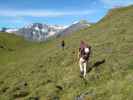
0, 5, 133, 100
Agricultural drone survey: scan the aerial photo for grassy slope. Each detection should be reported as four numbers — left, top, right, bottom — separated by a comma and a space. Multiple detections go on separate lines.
0, 5, 133, 100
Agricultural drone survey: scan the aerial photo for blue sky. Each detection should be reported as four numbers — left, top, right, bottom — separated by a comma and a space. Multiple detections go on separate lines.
0, 0, 133, 28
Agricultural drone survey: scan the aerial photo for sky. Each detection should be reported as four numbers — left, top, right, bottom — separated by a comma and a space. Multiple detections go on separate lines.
0, 0, 133, 28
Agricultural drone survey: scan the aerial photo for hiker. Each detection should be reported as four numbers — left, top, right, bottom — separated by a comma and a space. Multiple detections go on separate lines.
61, 40, 65, 50
78, 40, 91, 78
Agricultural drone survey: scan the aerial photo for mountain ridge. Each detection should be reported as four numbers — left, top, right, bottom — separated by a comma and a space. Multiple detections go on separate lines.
1, 20, 90, 41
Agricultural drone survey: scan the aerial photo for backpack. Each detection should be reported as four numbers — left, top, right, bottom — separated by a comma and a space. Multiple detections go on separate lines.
79, 46, 91, 60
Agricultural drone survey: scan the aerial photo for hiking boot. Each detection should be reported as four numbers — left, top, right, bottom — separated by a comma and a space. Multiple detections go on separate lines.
80, 71, 84, 78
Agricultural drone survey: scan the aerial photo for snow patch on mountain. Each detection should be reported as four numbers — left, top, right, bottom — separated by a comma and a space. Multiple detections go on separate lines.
6, 29, 18, 33
15, 23, 66, 41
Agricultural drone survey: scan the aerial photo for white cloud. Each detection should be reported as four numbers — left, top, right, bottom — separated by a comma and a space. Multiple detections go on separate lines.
0, 9, 95, 17
101, 0, 133, 8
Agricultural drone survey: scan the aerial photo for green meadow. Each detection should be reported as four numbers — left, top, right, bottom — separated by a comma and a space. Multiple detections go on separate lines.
0, 5, 133, 100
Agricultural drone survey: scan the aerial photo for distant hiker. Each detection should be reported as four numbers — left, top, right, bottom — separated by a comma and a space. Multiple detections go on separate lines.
78, 40, 91, 78
61, 40, 65, 50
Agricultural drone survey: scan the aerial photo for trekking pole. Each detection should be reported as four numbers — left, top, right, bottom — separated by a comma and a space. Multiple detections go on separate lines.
77, 50, 80, 64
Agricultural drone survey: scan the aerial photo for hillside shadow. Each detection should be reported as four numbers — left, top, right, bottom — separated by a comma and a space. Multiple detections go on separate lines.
0, 44, 14, 51
87, 59, 106, 73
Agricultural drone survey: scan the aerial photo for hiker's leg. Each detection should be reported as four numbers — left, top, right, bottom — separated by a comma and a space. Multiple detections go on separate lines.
79, 58, 84, 73
83, 62, 87, 78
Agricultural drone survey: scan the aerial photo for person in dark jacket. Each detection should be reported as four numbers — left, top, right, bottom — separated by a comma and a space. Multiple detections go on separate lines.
61, 40, 65, 50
